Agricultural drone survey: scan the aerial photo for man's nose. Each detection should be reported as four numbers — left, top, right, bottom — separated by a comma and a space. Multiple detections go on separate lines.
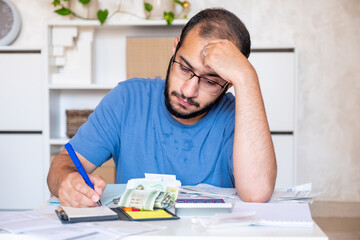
180, 76, 200, 98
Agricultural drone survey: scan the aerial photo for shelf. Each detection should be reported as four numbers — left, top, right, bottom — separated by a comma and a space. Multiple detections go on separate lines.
50, 138, 69, 145
48, 83, 116, 90
0, 47, 42, 52
47, 18, 188, 27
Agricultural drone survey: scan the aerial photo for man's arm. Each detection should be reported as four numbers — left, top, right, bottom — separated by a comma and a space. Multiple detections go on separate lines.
47, 149, 107, 207
202, 40, 277, 202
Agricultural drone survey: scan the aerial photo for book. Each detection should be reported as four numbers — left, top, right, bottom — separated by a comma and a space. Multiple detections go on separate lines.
232, 202, 314, 227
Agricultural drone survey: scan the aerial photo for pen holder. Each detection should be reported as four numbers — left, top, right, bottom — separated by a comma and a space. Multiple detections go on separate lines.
66, 109, 94, 138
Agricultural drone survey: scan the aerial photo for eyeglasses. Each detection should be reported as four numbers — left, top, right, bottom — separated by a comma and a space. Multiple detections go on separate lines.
171, 58, 229, 95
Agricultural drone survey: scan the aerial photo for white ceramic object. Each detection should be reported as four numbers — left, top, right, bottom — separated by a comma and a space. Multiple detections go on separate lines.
0, 0, 21, 46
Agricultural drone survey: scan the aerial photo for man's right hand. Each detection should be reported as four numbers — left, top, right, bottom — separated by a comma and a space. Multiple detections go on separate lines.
47, 148, 107, 207
57, 172, 106, 207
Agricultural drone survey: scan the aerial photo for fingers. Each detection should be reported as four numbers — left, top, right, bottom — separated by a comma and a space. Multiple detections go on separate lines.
90, 174, 107, 197
57, 172, 105, 207
200, 39, 251, 84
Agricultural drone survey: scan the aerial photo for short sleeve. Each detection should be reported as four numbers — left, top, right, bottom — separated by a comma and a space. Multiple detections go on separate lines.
69, 85, 123, 167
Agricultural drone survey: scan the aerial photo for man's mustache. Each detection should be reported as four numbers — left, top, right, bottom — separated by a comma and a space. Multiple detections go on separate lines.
170, 91, 200, 108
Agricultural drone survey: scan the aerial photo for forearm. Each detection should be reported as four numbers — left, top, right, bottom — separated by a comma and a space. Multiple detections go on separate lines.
232, 74, 277, 202
47, 153, 77, 197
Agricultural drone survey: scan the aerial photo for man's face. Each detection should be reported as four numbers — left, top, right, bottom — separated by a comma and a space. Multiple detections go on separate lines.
164, 28, 227, 124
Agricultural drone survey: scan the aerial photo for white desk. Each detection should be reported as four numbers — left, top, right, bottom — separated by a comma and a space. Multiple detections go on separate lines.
124, 218, 327, 240
102, 185, 328, 240
0, 184, 328, 240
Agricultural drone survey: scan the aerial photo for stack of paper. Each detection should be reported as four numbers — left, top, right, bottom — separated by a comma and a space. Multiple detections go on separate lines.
179, 183, 320, 204
0, 206, 164, 240
233, 202, 314, 227
179, 183, 240, 202
270, 183, 320, 203
191, 202, 314, 229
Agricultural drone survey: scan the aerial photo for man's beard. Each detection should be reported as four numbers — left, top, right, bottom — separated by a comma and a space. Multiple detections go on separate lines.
164, 58, 227, 120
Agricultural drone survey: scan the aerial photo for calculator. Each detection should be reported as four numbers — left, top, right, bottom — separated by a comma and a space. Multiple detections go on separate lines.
174, 199, 232, 217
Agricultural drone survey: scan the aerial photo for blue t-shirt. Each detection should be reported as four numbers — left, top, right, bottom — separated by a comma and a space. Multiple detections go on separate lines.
70, 78, 236, 187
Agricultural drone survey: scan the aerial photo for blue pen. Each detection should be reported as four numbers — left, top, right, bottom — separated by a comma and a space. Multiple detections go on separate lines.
64, 143, 102, 206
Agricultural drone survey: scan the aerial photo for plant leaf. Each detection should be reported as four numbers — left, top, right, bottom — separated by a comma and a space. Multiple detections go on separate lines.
144, 2, 153, 12
52, 0, 61, 7
97, 9, 108, 25
173, 0, 183, 7
164, 11, 174, 25
55, 7, 72, 16
79, 0, 91, 4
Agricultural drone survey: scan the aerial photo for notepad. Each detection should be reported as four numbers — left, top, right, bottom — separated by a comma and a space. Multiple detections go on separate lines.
112, 208, 179, 221
56, 206, 118, 223
232, 202, 314, 227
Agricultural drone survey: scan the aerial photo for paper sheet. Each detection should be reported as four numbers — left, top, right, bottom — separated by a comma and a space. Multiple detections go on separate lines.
232, 202, 314, 227
0, 206, 164, 240
61, 205, 117, 219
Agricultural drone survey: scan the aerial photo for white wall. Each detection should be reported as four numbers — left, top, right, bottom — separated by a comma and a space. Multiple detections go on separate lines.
9, 0, 360, 202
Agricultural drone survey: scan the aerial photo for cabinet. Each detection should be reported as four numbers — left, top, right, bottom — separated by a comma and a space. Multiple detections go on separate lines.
45, 20, 296, 190
228, 48, 296, 188
0, 48, 45, 209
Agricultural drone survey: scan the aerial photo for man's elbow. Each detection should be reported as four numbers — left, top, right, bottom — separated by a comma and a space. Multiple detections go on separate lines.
237, 186, 274, 203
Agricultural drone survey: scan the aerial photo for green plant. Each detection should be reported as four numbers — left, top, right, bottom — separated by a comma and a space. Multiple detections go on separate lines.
53, 0, 190, 25
144, 0, 190, 25
52, 0, 109, 25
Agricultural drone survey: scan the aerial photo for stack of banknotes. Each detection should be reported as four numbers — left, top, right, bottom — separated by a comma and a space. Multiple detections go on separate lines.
118, 173, 181, 210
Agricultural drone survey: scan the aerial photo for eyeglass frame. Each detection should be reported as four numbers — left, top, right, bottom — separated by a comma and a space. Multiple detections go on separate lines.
170, 56, 229, 95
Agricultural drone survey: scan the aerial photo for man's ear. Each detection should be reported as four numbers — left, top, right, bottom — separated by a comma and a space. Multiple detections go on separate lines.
173, 37, 180, 54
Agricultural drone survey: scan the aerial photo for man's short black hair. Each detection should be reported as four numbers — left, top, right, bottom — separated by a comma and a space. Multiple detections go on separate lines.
176, 8, 251, 58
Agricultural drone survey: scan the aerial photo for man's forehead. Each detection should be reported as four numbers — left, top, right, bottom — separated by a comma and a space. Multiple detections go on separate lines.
181, 26, 212, 49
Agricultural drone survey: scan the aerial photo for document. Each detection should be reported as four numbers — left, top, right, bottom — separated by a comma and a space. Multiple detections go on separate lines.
192, 202, 313, 228
0, 206, 165, 240
179, 183, 240, 202
233, 202, 314, 227
179, 183, 319, 204
269, 183, 320, 203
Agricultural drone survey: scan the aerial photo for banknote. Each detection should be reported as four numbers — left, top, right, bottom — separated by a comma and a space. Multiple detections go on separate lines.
126, 179, 167, 192
120, 175, 181, 210
118, 189, 161, 210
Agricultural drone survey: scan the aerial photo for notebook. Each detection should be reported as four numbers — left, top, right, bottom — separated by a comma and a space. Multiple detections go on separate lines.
55, 206, 179, 223
56, 206, 119, 223
232, 202, 314, 227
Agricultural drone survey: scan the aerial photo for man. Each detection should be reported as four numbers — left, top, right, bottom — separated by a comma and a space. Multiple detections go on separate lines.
47, 8, 277, 207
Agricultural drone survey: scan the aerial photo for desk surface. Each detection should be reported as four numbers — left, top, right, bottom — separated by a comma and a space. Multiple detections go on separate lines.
102, 184, 328, 240
123, 218, 327, 240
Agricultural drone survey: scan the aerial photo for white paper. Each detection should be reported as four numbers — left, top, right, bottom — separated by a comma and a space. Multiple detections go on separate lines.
191, 211, 256, 229
180, 183, 240, 201
0, 206, 163, 240
26, 225, 119, 240
269, 183, 320, 203
90, 220, 166, 236
61, 205, 117, 219
232, 202, 314, 227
